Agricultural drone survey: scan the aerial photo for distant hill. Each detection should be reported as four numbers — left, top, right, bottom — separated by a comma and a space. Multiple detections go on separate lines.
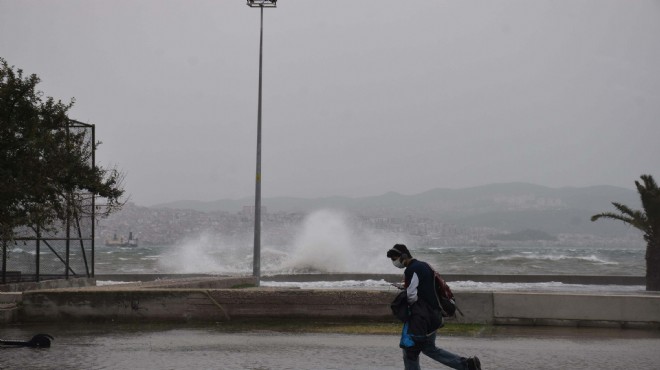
151, 183, 640, 238
152, 183, 638, 216
489, 229, 558, 242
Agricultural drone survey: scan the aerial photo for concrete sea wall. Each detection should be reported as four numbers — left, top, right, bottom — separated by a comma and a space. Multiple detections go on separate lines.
19, 289, 395, 323
492, 292, 660, 328
11, 275, 660, 329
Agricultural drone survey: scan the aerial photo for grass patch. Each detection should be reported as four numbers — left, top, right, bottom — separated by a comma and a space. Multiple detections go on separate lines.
210, 318, 488, 336
10, 319, 488, 338
229, 283, 256, 289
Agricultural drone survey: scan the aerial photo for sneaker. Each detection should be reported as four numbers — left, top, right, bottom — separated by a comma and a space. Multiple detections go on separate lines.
467, 356, 482, 370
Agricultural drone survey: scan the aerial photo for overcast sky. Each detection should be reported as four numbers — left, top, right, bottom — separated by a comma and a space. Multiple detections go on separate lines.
2, 1, 659, 206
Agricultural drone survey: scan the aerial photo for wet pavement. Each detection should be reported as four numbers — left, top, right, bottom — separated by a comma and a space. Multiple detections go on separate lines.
1, 324, 659, 369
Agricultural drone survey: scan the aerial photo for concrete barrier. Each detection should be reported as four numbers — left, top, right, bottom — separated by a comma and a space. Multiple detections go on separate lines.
8, 275, 660, 329
0, 277, 96, 292
19, 289, 397, 323
19, 287, 660, 329
493, 292, 660, 328
0, 292, 22, 324
0, 292, 21, 304
450, 292, 494, 324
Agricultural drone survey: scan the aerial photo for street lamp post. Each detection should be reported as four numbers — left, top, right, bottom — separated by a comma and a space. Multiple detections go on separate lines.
246, 0, 277, 286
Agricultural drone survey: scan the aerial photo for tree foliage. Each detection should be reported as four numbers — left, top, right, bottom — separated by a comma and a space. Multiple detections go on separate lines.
0, 58, 124, 244
592, 174, 660, 290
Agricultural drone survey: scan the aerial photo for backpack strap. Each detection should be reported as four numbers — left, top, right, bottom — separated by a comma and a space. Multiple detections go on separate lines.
424, 261, 464, 318
422, 261, 444, 313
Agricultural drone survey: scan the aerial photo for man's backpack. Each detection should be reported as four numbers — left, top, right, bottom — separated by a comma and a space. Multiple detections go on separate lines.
433, 270, 459, 317
424, 262, 462, 318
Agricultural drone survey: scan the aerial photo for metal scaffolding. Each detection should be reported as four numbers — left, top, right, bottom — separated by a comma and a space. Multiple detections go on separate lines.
1, 120, 96, 284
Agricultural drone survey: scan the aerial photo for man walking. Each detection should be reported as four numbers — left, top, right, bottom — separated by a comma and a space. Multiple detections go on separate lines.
387, 244, 482, 370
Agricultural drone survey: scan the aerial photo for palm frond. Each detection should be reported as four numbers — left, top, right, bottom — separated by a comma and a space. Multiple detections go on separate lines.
636, 174, 660, 222
611, 202, 638, 218
591, 210, 650, 234
639, 174, 658, 191
591, 212, 633, 224
594, 174, 660, 291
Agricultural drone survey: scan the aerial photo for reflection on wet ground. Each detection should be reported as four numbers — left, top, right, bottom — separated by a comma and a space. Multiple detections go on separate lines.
2, 323, 659, 369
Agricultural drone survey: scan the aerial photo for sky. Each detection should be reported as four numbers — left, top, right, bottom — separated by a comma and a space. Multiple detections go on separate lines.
1, 0, 659, 206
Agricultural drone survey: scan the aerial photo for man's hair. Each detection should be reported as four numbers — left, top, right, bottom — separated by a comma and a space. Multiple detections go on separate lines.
386, 243, 413, 259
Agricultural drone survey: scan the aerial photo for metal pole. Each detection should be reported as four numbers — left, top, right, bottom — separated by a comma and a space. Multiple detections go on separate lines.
2, 241, 6, 284
65, 196, 70, 279
36, 225, 40, 282
65, 128, 70, 279
253, 5, 264, 286
91, 124, 96, 277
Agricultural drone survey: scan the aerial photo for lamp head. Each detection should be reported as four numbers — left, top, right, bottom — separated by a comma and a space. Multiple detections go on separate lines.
247, 0, 277, 7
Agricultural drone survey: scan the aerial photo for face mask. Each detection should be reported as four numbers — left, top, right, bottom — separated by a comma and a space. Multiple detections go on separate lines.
392, 258, 405, 269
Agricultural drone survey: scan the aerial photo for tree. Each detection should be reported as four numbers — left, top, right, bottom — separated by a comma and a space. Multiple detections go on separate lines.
591, 174, 660, 291
0, 58, 124, 247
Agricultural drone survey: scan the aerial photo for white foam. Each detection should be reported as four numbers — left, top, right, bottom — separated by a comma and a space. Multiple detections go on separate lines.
261, 279, 394, 290
155, 209, 403, 275
447, 280, 644, 292
280, 209, 402, 273
96, 280, 133, 286
157, 233, 250, 274
494, 253, 618, 265
261, 279, 646, 293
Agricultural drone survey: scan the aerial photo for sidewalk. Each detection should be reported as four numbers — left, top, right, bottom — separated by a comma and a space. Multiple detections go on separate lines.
2, 324, 659, 369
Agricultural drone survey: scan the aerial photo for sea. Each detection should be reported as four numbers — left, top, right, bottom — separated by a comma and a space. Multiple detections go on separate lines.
94, 241, 647, 293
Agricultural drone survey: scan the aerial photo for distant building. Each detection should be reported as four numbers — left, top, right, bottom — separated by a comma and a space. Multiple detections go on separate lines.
241, 206, 267, 220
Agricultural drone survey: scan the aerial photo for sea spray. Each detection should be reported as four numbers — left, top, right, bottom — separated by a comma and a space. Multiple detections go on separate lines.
282, 209, 406, 273
156, 209, 407, 274
282, 209, 355, 272
155, 210, 638, 276
157, 233, 251, 274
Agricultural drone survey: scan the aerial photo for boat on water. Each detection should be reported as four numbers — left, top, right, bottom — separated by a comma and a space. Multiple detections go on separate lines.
105, 232, 139, 247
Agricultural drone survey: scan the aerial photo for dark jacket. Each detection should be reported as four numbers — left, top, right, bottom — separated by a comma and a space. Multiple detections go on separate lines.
404, 259, 441, 310
408, 296, 443, 337
392, 292, 443, 349
391, 291, 410, 323
392, 259, 444, 339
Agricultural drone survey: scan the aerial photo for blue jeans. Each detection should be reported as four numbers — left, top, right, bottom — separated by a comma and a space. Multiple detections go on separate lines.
402, 332, 467, 370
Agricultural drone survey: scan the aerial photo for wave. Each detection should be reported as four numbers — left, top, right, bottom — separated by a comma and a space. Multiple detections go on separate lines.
493, 253, 618, 265
259, 279, 645, 293
262, 279, 393, 290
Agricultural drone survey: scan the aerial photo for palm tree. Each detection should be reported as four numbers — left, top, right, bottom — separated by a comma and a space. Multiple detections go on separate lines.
591, 174, 660, 291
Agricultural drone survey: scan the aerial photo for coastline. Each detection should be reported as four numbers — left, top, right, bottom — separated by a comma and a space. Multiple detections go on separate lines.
3, 274, 659, 330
